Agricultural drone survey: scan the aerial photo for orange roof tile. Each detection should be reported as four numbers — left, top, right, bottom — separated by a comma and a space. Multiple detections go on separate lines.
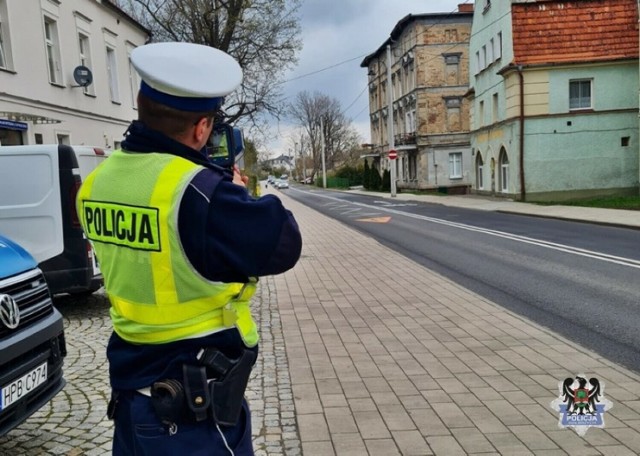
512, 0, 639, 65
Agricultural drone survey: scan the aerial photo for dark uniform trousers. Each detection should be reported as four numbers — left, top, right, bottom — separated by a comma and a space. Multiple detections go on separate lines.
113, 390, 254, 455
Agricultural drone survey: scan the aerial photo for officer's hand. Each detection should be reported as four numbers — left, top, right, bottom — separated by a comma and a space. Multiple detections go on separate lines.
232, 165, 248, 187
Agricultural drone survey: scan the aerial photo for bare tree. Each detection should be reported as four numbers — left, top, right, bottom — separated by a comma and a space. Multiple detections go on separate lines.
289, 91, 361, 180
116, 0, 302, 132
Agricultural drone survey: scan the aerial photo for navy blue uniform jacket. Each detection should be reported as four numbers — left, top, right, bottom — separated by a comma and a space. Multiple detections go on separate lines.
107, 121, 302, 390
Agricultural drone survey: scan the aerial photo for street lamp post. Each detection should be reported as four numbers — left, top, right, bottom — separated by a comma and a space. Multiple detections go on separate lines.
292, 143, 297, 181
386, 43, 397, 197
300, 139, 307, 183
320, 117, 327, 188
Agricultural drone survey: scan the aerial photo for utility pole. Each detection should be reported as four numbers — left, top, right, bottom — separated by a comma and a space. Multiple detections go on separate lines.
320, 117, 327, 188
386, 43, 397, 197
293, 143, 297, 180
298, 139, 306, 183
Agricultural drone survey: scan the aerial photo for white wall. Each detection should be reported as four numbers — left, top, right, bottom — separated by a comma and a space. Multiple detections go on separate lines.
0, 0, 149, 147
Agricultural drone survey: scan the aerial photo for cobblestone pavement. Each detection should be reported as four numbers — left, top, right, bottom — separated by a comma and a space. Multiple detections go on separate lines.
0, 276, 300, 455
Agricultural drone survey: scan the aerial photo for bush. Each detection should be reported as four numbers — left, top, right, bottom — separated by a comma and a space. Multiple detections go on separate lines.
369, 169, 382, 191
381, 169, 390, 192
334, 165, 363, 187
363, 160, 371, 189
326, 177, 350, 188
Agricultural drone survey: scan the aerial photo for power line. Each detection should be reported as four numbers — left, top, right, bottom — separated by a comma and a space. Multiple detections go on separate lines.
352, 103, 370, 120
279, 0, 474, 87
342, 85, 368, 114
279, 54, 368, 85
284, 1, 477, 133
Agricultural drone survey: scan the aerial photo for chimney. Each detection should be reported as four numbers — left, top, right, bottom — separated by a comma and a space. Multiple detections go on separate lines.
458, 3, 474, 12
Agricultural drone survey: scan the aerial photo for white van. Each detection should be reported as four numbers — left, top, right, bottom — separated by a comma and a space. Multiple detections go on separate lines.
74, 146, 111, 181
0, 144, 107, 295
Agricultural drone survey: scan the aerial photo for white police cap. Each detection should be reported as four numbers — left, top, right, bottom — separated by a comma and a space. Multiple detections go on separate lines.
131, 42, 243, 112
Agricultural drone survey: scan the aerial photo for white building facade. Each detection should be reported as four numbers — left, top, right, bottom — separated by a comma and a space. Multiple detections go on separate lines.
0, 0, 149, 148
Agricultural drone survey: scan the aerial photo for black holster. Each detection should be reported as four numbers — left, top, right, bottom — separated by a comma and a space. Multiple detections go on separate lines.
146, 348, 257, 427
208, 349, 257, 426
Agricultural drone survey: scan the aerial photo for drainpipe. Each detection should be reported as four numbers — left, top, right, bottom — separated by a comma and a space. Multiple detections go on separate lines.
517, 64, 526, 201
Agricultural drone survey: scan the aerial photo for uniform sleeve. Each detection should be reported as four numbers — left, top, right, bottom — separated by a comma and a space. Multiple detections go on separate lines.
178, 169, 302, 283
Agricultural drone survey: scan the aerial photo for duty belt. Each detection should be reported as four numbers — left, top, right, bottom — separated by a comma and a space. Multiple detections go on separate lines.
139, 347, 257, 430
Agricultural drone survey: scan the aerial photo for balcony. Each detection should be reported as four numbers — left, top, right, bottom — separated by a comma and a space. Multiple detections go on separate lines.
395, 132, 416, 146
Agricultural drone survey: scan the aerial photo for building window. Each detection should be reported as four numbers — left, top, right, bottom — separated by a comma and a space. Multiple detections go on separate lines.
444, 53, 461, 85
444, 54, 460, 65
495, 32, 502, 60
0, 1, 12, 70
488, 39, 494, 63
569, 79, 592, 110
492, 93, 499, 122
408, 152, 417, 180
106, 46, 120, 103
405, 109, 416, 133
481, 45, 487, 71
499, 148, 509, 192
444, 29, 458, 42
478, 100, 484, 127
621, 136, 630, 147
78, 33, 95, 95
476, 153, 484, 190
0, 16, 6, 69
57, 133, 70, 145
127, 45, 139, 108
445, 97, 461, 109
35, 133, 43, 144
44, 16, 62, 84
0, 22, 5, 69
445, 97, 461, 131
475, 51, 480, 75
449, 152, 462, 179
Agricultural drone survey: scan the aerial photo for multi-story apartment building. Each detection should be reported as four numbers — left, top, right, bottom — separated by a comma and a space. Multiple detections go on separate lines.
361, 4, 474, 192
469, 0, 639, 201
0, 0, 149, 148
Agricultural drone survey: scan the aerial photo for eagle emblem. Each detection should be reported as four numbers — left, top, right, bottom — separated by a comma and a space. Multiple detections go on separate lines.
551, 374, 613, 436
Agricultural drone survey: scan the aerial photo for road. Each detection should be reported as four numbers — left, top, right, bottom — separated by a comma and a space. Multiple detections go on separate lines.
282, 185, 640, 373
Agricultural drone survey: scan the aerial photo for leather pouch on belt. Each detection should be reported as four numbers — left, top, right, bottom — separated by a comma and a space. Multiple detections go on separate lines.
209, 348, 257, 426
183, 364, 211, 422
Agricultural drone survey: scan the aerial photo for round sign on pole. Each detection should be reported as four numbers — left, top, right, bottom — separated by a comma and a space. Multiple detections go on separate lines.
388, 149, 397, 160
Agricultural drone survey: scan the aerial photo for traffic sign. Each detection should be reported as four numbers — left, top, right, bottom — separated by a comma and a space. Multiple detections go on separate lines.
388, 149, 397, 160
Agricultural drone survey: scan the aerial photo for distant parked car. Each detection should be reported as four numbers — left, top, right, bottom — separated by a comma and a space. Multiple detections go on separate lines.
275, 178, 289, 189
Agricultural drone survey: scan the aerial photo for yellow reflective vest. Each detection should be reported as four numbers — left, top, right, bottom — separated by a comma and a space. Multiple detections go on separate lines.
76, 150, 259, 347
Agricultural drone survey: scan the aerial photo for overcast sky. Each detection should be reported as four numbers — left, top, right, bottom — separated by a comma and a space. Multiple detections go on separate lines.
264, 0, 470, 156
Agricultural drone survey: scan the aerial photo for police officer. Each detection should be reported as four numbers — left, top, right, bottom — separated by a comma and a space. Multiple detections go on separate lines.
76, 42, 302, 455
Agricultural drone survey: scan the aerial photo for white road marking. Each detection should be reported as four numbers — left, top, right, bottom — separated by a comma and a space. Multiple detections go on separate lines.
294, 189, 640, 270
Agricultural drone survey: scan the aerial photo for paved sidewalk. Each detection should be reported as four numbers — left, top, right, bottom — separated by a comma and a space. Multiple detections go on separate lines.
270, 188, 640, 455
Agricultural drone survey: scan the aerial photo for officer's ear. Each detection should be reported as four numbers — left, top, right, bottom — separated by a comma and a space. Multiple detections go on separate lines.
193, 116, 213, 146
